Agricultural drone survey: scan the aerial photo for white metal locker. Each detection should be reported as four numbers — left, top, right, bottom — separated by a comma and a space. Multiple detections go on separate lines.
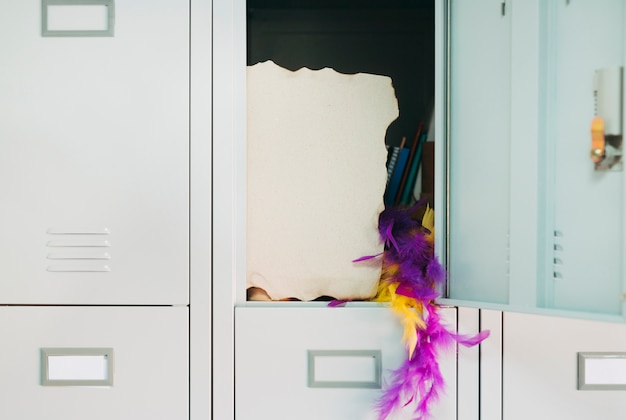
0, 306, 189, 419
0, 0, 189, 305
235, 306, 457, 420
212, 0, 461, 418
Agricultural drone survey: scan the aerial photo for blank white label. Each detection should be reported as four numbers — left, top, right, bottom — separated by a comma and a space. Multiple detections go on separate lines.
47, 355, 109, 381
47, 5, 109, 31
585, 358, 626, 385
314, 355, 378, 383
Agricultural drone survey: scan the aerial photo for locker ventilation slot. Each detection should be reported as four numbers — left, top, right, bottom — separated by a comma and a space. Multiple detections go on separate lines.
46, 228, 111, 272
553, 230, 563, 279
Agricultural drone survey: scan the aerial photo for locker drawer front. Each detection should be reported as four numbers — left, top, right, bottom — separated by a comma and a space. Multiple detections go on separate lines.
0, 306, 188, 420
235, 306, 456, 420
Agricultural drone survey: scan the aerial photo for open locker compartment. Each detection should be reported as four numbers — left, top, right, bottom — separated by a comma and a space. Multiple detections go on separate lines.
243, 0, 438, 304
220, 0, 459, 418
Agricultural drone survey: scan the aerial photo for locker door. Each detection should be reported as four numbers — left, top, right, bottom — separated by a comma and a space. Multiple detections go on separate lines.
0, 306, 189, 419
448, 0, 512, 304
503, 311, 626, 420
548, 0, 625, 315
235, 306, 457, 420
0, 0, 189, 304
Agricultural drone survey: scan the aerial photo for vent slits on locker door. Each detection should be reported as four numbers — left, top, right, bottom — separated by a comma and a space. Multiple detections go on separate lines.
553, 230, 563, 279
46, 228, 111, 272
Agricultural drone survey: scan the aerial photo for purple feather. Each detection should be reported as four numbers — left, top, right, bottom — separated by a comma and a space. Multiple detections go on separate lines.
351, 202, 490, 419
352, 252, 383, 263
454, 330, 491, 347
376, 319, 447, 419
395, 283, 440, 301
425, 258, 446, 286
378, 200, 427, 251
377, 304, 488, 419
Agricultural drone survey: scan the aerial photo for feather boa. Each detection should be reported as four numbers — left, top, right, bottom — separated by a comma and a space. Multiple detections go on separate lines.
336, 200, 489, 419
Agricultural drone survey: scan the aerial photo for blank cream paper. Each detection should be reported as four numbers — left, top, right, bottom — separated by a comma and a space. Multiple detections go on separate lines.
247, 61, 399, 301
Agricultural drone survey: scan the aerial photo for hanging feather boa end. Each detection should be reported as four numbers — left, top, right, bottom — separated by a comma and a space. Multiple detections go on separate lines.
347, 201, 489, 419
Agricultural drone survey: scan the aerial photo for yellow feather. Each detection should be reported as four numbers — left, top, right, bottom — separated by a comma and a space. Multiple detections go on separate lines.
374, 283, 393, 302
422, 205, 435, 243
374, 264, 401, 302
381, 263, 400, 280
384, 282, 426, 359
